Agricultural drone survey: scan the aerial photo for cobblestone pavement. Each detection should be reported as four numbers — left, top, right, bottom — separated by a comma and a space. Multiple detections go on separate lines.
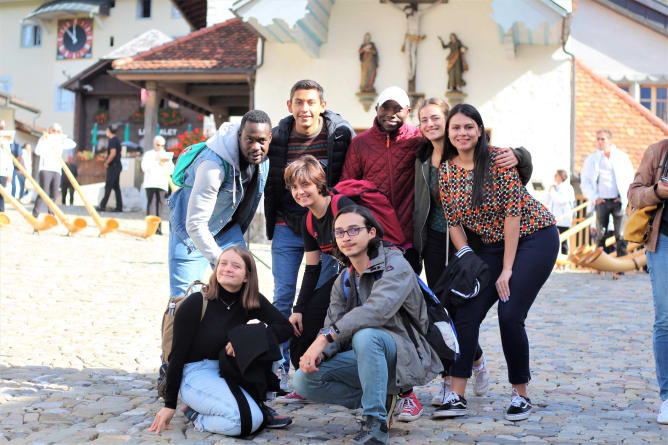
0, 207, 665, 444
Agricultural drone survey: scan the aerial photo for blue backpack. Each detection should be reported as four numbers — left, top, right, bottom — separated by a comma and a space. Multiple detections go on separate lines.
342, 267, 459, 365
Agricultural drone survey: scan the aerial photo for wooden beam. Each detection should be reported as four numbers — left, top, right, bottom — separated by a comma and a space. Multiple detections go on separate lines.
185, 84, 250, 96
162, 83, 216, 113
208, 96, 251, 107
112, 72, 250, 83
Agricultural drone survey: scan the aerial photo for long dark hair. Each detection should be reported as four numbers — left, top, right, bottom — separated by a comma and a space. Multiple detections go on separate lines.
443, 103, 490, 208
331, 205, 384, 264
204, 246, 260, 311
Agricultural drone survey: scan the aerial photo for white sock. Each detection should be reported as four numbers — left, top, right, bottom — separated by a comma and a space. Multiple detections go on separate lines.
472, 354, 486, 371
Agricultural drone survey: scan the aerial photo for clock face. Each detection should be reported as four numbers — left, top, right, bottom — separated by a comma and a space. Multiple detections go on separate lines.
57, 18, 93, 60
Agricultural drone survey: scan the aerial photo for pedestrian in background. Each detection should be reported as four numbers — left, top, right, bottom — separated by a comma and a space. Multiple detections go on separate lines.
581, 129, 634, 257
628, 139, 668, 424
0, 121, 15, 212
141, 135, 174, 235
96, 124, 123, 212
32, 123, 76, 218
544, 169, 576, 255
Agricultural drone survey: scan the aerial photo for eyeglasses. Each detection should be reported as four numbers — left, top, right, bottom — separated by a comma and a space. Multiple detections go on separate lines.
333, 226, 369, 238
596, 138, 606, 141
155, 144, 165, 147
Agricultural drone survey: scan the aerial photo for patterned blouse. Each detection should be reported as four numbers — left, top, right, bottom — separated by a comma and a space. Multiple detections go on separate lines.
439, 146, 555, 244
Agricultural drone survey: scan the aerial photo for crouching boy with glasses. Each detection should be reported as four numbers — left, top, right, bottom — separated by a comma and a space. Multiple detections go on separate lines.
293, 205, 442, 445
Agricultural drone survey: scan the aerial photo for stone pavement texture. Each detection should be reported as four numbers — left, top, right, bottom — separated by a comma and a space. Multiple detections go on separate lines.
0, 206, 665, 444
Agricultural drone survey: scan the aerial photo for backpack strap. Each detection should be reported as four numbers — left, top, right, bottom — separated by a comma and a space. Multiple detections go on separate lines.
306, 210, 315, 239
331, 194, 344, 216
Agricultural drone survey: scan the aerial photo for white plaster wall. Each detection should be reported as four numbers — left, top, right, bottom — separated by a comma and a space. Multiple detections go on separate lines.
254, 0, 571, 186
569, 0, 668, 80
0, 0, 192, 138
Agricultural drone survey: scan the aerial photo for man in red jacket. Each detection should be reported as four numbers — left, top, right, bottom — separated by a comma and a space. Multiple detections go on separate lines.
340, 85, 426, 422
341, 86, 421, 261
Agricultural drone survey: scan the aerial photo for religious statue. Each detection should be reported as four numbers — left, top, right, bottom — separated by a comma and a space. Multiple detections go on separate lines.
359, 33, 378, 93
400, 4, 425, 83
439, 33, 468, 92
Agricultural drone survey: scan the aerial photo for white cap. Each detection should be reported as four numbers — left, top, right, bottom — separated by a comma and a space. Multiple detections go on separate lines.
376, 86, 411, 109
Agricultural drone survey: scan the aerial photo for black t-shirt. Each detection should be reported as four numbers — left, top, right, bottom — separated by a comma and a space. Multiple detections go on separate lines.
165, 289, 292, 409
302, 195, 355, 253
107, 136, 122, 168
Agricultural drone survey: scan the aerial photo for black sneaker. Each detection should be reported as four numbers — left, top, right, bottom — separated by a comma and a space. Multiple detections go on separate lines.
385, 393, 397, 429
182, 405, 199, 423
261, 404, 292, 429
432, 392, 468, 418
505, 389, 532, 421
352, 416, 389, 445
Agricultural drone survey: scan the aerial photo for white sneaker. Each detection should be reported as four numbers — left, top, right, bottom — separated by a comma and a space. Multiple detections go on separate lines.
472, 361, 490, 396
658, 399, 668, 425
431, 379, 450, 406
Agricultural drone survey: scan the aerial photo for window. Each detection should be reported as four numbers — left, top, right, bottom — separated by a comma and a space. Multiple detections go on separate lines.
55, 87, 75, 112
171, 5, 182, 19
639, 85, 668, 123
20, 24, 41, 47
137, 0, 151, 19
618, 84, 630, 93
98, 98, 110, 111
0, 77, 11, 93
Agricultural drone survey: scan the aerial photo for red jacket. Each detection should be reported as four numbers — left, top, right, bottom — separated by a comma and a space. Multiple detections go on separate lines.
341, 119, 424, 246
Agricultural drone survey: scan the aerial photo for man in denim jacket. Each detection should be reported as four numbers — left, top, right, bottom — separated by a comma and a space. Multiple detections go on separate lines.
168, 110, 272, 299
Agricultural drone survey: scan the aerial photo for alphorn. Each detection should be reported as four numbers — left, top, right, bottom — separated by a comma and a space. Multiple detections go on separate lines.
161, 161, 179, 194
117, 215, 161, 239
3, 146, 86, 234
0, 183, 58, 232
56, 157, 118, 236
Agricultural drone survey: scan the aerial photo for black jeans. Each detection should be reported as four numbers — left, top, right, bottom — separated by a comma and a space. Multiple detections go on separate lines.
289, 276, 336, 370
146, 188, 166, 218
423, 227, 483, 373
100, 164, 122, 210
0, 176, 7, 212
557, 226, 569, 255
450, 226, 559, 384
61, 183, 75, 205
595, 199, 627, 256
32, 171, 60, 217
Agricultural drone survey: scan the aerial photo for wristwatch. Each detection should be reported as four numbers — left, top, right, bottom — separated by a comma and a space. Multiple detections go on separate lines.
322, 328, 335, 343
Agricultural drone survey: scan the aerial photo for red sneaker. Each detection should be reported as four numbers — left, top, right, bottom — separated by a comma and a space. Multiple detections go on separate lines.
275, 391, 312, 404
396, 391, 423, 422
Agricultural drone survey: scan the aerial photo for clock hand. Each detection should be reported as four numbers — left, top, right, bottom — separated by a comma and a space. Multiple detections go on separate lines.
70, 20, 78, 44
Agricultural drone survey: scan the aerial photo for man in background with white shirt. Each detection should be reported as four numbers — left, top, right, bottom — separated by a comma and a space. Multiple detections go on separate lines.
581, 129, 635, 257
32, 123, 76, 218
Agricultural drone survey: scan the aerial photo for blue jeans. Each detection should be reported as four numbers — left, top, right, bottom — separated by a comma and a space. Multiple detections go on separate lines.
293, 328, 397, 423
647, 232, 668, 401
271, 224, 339, 373
180, 360, 263, 435
168, 224, 245, 298
11, 171, 25, 199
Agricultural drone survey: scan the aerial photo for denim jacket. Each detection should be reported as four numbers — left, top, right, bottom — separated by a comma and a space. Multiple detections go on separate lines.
169, 123, 269, 255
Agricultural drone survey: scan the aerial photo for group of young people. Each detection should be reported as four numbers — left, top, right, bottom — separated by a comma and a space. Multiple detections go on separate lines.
151, 80, 560, 444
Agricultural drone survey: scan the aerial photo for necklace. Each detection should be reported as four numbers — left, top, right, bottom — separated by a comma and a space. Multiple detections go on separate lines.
219, 298, 238, 310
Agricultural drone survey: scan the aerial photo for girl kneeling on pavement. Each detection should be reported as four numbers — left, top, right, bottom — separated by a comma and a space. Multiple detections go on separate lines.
436, 104, 558, 421
150, 246, 293, 436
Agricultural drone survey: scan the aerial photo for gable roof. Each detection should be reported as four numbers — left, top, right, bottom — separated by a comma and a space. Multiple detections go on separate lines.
575, 60, 668, 171
111, 18, 257, 73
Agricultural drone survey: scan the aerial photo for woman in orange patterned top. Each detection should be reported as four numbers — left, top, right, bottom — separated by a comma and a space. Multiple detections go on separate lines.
434, 104, 558, 422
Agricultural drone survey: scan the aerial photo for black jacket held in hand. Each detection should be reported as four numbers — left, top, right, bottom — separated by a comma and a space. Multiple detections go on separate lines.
219, 323, 283, 402
264, 109, 355, 239
432, 248, 490, 308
